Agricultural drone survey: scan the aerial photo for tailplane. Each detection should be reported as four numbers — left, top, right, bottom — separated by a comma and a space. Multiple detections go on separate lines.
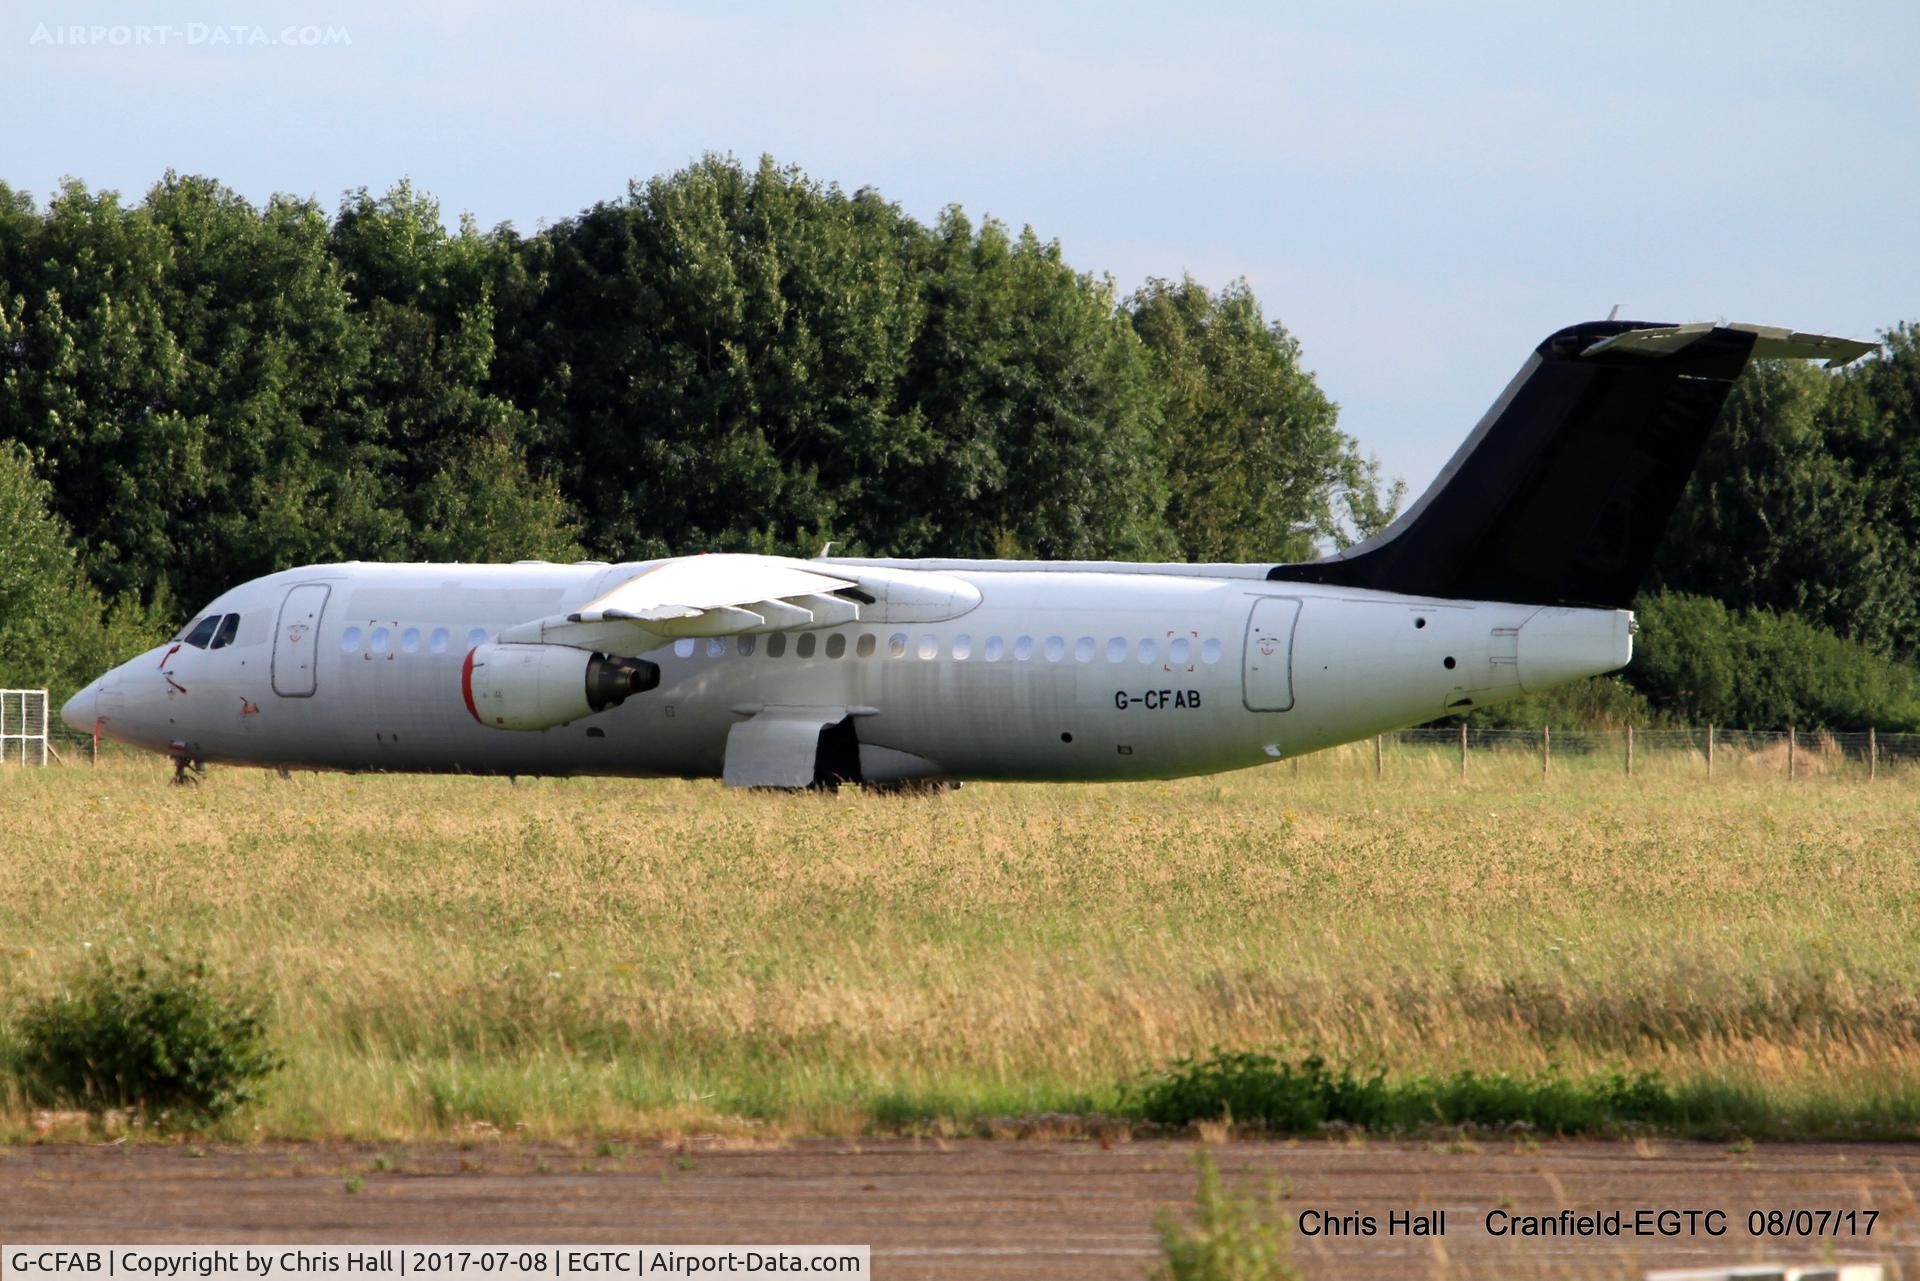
1268, 321, 1876, 608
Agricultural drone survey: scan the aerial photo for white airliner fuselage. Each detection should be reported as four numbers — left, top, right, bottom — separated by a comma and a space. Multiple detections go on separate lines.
59, 318, 1871, 786
62, 558, 1627, 785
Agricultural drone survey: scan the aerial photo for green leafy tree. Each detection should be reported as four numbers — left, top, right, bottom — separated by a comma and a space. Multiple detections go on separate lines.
330, 183, 577, 562
896, 209, 1174, 559
494, 155, 926, 560
412, 434, 581, 562
0, 179, 192, 604
1127, 276, 1400, 562
0, 443, 166, 702
142, 173, 407, 605
1653, 336, 1920, 659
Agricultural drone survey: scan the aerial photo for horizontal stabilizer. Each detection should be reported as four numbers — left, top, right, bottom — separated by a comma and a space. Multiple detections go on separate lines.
1582, 322, 1877, 368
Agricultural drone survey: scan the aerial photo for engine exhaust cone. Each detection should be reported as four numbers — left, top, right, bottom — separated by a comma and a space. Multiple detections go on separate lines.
586, 654, 661, 712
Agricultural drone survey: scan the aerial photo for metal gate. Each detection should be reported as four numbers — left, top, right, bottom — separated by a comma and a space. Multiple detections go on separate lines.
1242, 597, 1301, 712
0, 689, 49, 765
272, 583, 331, 697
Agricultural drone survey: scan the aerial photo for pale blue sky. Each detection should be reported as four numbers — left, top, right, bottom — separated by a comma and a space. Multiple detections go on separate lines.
8, 1, 1918, 498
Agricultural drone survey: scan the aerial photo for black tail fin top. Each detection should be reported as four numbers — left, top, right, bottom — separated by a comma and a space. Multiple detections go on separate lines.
1268, 320, 1876, 609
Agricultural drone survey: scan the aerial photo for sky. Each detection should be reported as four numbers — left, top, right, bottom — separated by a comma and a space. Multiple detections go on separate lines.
7, 1, 1919, 499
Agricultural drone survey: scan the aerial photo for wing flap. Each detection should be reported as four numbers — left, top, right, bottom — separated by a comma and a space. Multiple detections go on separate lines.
581, 556, 858, 618
499, 553, 871, 652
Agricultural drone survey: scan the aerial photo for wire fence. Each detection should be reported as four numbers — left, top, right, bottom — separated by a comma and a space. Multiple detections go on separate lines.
1370, 724, 1920, 780
10, 717, 1920, 781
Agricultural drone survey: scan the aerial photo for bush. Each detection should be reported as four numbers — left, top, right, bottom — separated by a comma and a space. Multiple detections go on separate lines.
1443, 673, 1659, 731
1154, 1153, 1300, 1281
13, 956, 280, 1124
1130, 1049, 1697, 1136
1132, 1051, 1388, 1131
1631, 590, 1920, 731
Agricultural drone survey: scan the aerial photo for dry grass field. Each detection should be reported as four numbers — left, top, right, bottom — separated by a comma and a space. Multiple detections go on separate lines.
1, 743, 1916, 1140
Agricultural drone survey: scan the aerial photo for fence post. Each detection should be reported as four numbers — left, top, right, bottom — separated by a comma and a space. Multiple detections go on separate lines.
1458, 722, 1468, 779
1706, 724, 1714, 778
1374, 734, 1383, 779
1626, 724, 1634, 777
91, 718, 99, 767
1787, 726, 1796, 780
1869, 726, 1877, 781
1542, 724, 1550, 777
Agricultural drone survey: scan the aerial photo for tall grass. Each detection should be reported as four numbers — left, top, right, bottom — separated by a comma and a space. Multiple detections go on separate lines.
0, 752, 1916, 1139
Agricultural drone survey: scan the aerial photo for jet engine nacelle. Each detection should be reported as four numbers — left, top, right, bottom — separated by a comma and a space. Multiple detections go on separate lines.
462, 643, 660, 731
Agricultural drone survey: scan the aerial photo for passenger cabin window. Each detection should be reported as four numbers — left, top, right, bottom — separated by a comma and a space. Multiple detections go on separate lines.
856, 634, 876, 658
180, 615, 222, 649
796, 633, 816, 658
825, 634, 846, 659
674, 638, 697, 658
983, 636, 1005, 661
766, 634, 787, 658
209, 614, 240, 650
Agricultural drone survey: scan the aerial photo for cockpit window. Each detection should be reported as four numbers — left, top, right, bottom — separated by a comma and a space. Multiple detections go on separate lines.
210, 613, 240, 650
180, 615, 222, 649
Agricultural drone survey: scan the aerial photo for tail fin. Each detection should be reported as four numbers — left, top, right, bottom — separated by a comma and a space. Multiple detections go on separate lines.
1268, 320, 1876, 608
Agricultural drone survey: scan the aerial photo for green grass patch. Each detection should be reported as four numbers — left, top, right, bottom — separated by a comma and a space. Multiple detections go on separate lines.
3, 761, 1919, 1140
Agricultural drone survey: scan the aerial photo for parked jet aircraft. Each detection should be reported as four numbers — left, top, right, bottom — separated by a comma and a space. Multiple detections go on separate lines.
62, 320, 1874, 788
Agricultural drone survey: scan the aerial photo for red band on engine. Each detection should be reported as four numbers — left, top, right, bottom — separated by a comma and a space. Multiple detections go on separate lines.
461, 647, 482, 724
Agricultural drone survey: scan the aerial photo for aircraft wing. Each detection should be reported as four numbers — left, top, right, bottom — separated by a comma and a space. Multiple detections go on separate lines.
570, 555, 867, 632
497, 553, 873, 651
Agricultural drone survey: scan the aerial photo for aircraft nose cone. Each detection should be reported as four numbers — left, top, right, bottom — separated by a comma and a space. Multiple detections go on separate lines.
60, 684, 98, 733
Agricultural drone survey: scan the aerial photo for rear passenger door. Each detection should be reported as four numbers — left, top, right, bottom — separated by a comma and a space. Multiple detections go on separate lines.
1242, 596, 1300, 711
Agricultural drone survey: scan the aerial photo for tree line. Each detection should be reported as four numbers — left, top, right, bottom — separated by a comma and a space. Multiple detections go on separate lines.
3, 154, 1917, 729
0, 156, 1392, 613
